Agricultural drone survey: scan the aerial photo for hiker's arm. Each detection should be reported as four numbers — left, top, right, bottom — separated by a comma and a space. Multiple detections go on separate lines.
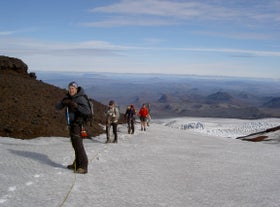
55, 97, 69, 110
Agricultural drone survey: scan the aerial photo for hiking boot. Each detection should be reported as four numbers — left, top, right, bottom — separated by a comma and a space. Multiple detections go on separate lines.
67, 161, 76, 170
113, 139, 118, 143
76, 168, 87, 174
67, 164, 75, 170
105, 139, 112, 144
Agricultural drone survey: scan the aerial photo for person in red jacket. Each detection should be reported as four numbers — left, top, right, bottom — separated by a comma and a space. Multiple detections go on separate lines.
138, 104, 149, 131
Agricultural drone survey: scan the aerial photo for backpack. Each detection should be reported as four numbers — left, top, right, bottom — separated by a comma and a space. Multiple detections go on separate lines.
84, 95, 94, 126
126, 108, 135, 120
114, 105, 120, 120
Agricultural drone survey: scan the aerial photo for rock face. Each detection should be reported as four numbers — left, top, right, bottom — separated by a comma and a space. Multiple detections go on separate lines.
0, 56, 106, 139
0, 56, 28, 74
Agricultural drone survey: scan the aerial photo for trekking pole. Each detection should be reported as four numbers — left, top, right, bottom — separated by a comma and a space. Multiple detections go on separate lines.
66, 107, 70, 126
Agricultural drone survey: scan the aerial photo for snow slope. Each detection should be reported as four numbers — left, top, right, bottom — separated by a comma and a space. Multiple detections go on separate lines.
157, 117, 280, 138
1, 118, 280, 207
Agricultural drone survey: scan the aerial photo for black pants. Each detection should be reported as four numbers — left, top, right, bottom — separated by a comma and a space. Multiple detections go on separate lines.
106, 122, 118, 141
69, 123, 88, 170
127, 118, 135, 134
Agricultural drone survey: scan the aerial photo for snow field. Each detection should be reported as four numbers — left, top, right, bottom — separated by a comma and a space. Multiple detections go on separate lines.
158, 117, 280, 138
0, 118, 280, 207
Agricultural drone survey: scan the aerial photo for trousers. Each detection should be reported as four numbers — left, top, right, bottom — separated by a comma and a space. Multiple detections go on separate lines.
106, 122, 118, 141
69, 123, 88, 170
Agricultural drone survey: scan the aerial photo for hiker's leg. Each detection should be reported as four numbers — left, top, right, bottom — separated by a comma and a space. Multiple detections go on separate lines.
70, 123, 88, 171
112, 123, 118, 143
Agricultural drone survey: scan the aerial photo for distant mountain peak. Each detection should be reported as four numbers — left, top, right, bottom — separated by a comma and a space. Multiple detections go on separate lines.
158, 94, 169, 103
263, 97, 280, 108
206, 91, 233, 102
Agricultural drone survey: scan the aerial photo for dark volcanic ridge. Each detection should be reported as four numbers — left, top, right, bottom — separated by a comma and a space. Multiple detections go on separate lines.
0, 56, 110, 139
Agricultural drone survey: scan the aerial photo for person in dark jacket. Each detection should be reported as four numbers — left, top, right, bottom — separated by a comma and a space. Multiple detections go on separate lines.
56, 81, 90, 174
104, 100, 120, 143
124, 104, 136, 134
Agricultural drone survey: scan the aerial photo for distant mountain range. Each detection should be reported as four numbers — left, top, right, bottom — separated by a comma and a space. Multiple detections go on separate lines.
2, 55, 279, 139
38, 71, 280, 119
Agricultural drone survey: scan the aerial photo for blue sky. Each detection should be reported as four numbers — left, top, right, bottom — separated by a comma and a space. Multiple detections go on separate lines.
0, 0, 280, 78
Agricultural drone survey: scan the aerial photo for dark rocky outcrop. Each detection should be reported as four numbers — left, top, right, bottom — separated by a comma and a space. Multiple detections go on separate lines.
0, 56, 28, 74
0, 56, 107, 139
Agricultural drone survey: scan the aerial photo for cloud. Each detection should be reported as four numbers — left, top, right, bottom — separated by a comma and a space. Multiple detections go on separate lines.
89, 0, 235, 19
192, 30, 278, 41
175, 47, 280, 57
0, 31, 17, 35
86, 0, 280, 27
1, 37, 278, 78
0, 28, 43, 36
81, 16, 178, 27
90, 0, 202, 18
1, 37, 279, 59
0, 38, 124, 57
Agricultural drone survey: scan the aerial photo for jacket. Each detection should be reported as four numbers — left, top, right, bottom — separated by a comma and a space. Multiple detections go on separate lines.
138, 107, 149, 118
105, 106, 120, 124
125, 108, 136, 121
56, 87, 91, 124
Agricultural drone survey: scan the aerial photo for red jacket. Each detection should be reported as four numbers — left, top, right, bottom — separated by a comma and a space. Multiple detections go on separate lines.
138, 107, 149, 117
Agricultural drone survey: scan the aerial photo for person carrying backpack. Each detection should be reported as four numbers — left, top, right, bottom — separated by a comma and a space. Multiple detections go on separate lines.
146, 103, 152, 127
56, 81, 90, 174
124, 104, 136, 134
104, 100, 120, 143
138, 103, 149, 131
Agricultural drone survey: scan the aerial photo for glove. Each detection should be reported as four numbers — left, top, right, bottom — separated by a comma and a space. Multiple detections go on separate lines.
62, 98, 71, 106
62, 99, 78, 109
68, 101, 78, 109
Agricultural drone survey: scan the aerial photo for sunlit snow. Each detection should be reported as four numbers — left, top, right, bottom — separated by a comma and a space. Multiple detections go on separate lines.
1, 117, 280, 207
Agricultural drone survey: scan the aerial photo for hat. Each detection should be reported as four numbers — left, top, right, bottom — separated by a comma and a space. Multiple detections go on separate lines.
109, 100, 115, 106
68, 81, 78, 89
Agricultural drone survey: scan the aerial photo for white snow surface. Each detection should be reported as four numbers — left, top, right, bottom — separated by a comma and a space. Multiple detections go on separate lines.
1, 117, 280, 207
157, 117, 280, 138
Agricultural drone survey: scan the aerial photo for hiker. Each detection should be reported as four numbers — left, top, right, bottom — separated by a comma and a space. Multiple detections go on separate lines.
56, 81, 90, 174
146, 103, 152, 126
105, 100, 120, 143
124, 104, 137, 134
138, 103, 149, 131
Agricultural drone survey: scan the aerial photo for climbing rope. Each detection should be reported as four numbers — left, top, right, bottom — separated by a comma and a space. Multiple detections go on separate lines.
58, 173, 77, 207
58, 143, 102, 207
